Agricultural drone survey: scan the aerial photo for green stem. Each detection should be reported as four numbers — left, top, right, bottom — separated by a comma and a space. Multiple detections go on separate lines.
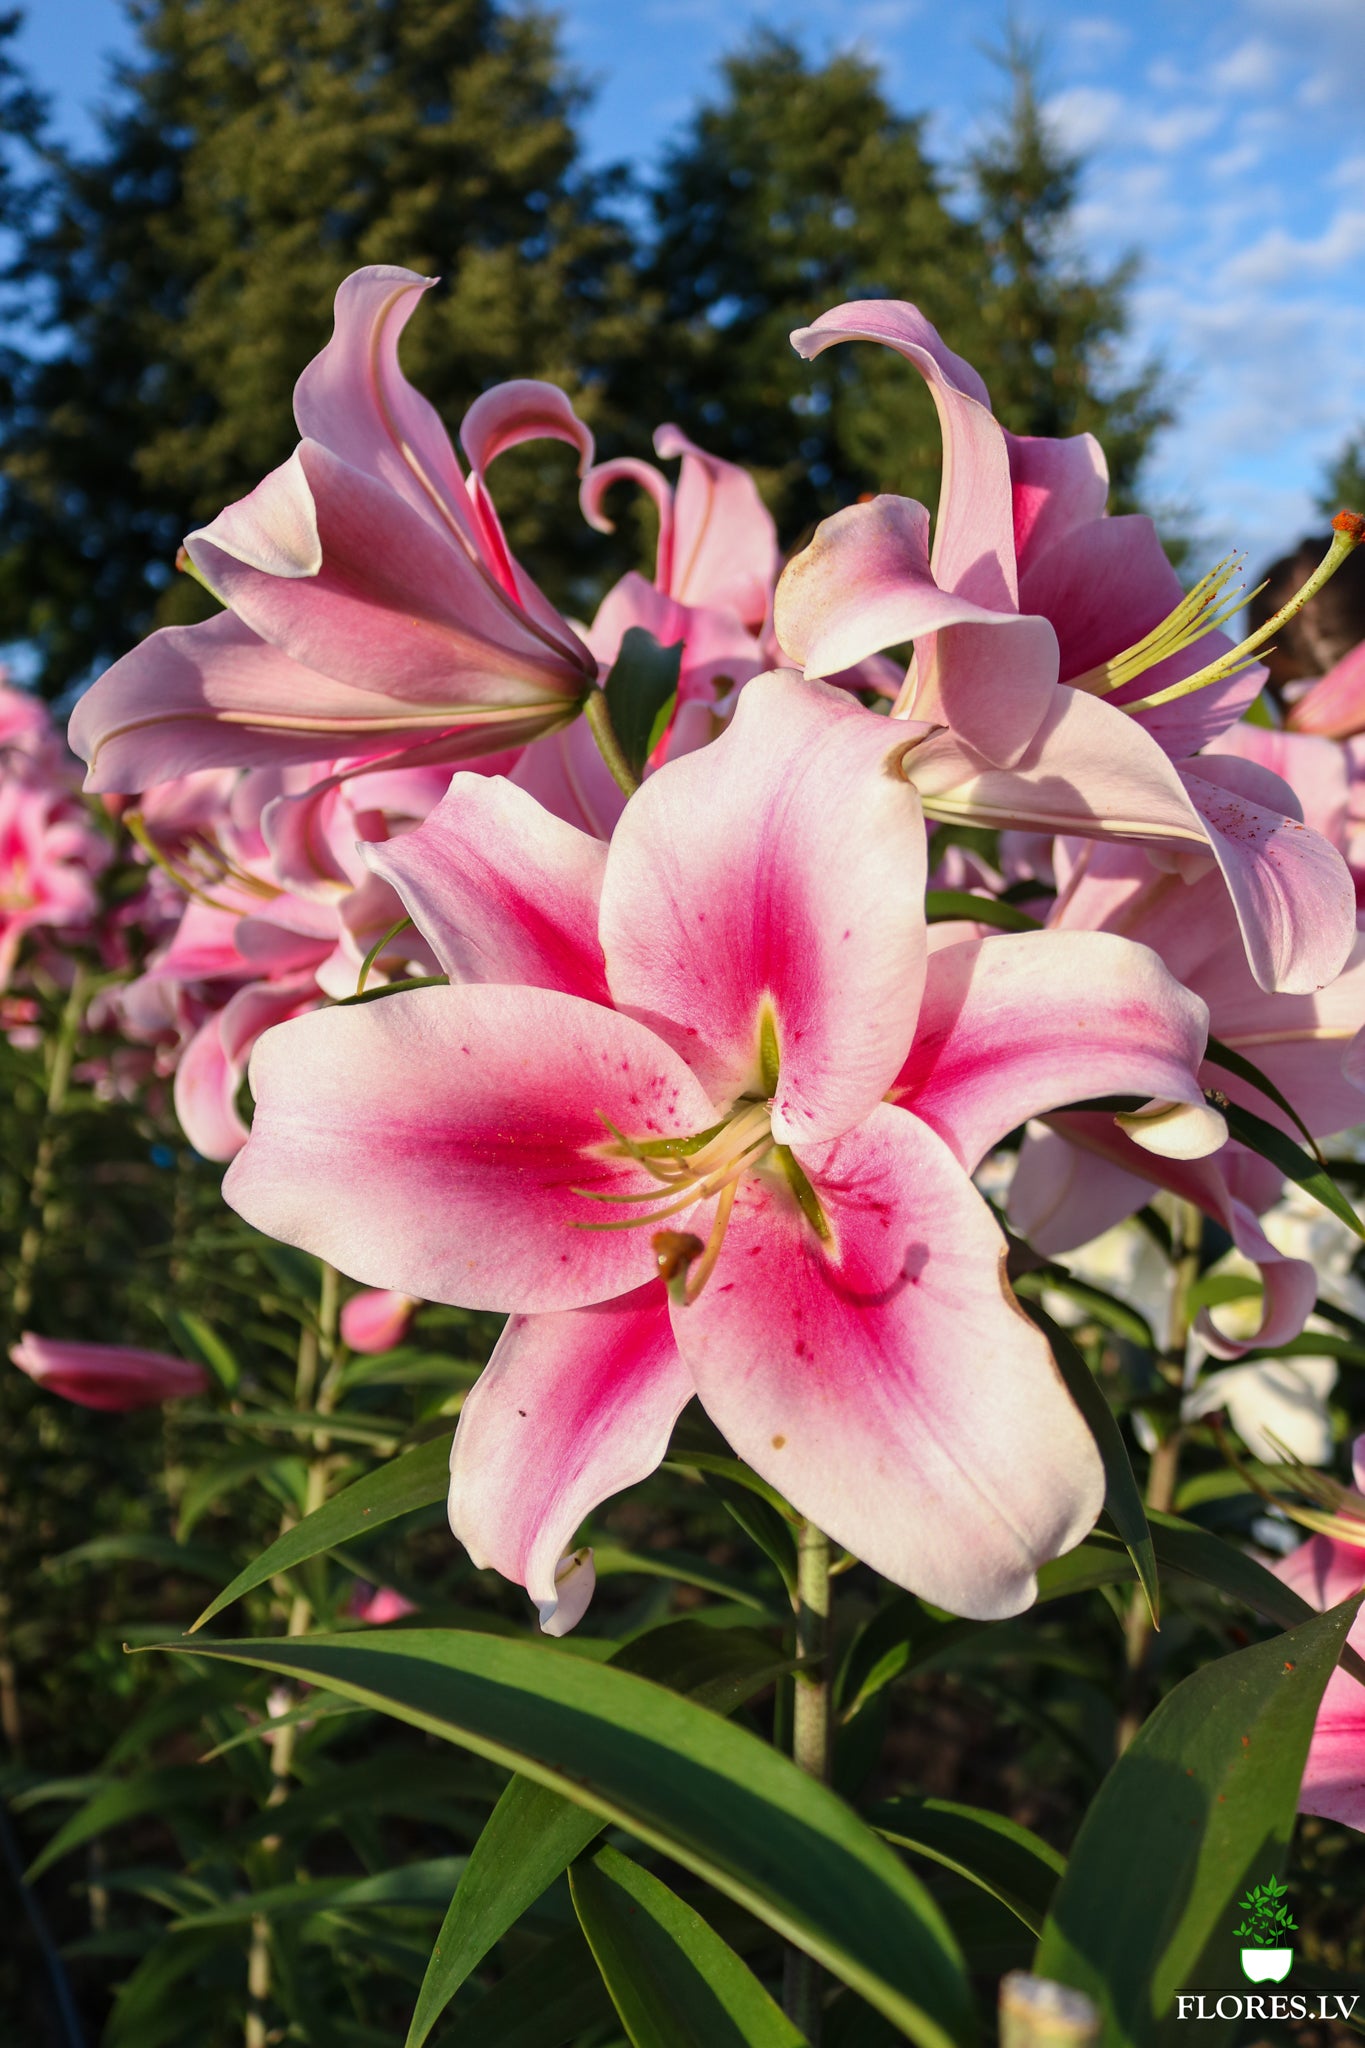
583, 687, 639, 800
1117, 1197, 1200, 1752
246, 1260, 340, 2048
11, 967, 90, 1326
783, 1518, 831, 2043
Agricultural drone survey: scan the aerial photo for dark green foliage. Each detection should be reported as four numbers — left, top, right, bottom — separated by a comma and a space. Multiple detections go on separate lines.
0, 15, 1172, 699
0, 0, 639, 692
628, 31, 1167, 546
1318, 428, 1365, 520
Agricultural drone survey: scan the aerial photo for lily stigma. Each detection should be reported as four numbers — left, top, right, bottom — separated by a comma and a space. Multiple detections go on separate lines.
1084, 511, 1365, 716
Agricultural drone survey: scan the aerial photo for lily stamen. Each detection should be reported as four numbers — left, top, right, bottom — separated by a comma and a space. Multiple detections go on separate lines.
1121, 512, 1365, 718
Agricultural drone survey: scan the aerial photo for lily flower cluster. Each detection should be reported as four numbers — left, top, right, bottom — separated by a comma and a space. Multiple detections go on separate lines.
13, 265, 1365, 1674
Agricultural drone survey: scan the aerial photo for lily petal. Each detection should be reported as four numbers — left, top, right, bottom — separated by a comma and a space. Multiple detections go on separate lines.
70, 614, 568, 792
600, 672, 927, 1144
291, 265, 476, 544
449, 1287, 691, 1635
677, 1102, 1104, 1617
188, 440, 592, 706
224, 984, 719, 1313
791, 300, 1017, 612
364, 773, 610, 1003
893, 930, 1215, 1173
774, 495, 1058, 764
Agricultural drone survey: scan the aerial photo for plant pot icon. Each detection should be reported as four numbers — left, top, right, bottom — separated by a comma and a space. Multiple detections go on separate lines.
1241, 1950, 1293, 1983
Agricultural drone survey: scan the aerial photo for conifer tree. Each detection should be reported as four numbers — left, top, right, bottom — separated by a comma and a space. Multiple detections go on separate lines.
964, 36, 1168, 511
0, 0, 638, 694
632, 32, 1167, 541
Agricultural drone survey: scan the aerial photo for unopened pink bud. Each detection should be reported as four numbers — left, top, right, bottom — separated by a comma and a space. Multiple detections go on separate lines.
339, 1288, 418, 1354
10, 1333, 209, 1411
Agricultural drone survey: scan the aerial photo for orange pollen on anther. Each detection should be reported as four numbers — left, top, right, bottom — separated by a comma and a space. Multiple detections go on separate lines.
573, 1100, 775, 1301
1332, 508, 1365, 545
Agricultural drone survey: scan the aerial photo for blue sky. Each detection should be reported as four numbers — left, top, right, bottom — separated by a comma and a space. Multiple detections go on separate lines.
15, 0, 1365, 576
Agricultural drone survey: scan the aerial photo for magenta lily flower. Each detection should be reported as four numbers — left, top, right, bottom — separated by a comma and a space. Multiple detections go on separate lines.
70, 267, 598, 793
224, 673, 1224, 1630
1288, 639, 1365, 742
773, 300, 1355, 996
1270, 1438, 1365, 1831
0, 775, 109, 989
513, 424, 779, 841
1009, 729, 1365, 1356
10, 1333, 209, 1411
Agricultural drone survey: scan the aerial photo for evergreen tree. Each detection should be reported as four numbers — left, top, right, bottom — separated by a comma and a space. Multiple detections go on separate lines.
631, 31, 992, 544
0, 0, 639, 695
632, 32, 1168, 542
964, 35, 1169, 512
1318, 428, 1365, 518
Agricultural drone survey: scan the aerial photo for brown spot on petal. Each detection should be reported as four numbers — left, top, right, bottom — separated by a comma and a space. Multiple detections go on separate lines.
772, 1433, 786, 1449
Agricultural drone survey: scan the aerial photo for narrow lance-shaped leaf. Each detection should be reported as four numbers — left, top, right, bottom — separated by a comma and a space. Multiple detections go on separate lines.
571, 1844, 807, 2048
1035, 1594, 1362, 2046
404, 1619, 795, 2048
155, 1628, 974, 2048
869, 1798, 1064, 1938
603, 628, 685, 781
1026, 1304, 1158, 1627
189, 1432, 451, 1631
1220, 1099, 1365, 1242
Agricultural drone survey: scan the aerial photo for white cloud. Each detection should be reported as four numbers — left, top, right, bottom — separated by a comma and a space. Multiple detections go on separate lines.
1209, 37, 1281, 94
1218, 206, 1365, 289
1043, 84, 1127, 154
1208, 139, 1264, 179
1143, 104, 1223, 153
1066, 15, 1130, 64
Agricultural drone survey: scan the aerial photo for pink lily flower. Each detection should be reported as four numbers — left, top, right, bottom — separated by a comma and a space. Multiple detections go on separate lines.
340, 1289, 419, 1355
0, 775, 109, 989
773, 300, 1355, 995
512, 424, 779, 841
349, 1583, 420, 1625
117, 757, 439, 1158
1286, 638, 1365, 742
1010, 728, 1365, 1356
70, 267, 598, 793
10, 1333, 209, 1411
224, 672, 1225, 1630
1270, 1437, 1365, 1831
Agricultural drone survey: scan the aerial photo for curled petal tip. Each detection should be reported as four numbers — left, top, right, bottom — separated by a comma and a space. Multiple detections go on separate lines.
539, 1547, 596, 1636
1116, 1097, 1228, 1160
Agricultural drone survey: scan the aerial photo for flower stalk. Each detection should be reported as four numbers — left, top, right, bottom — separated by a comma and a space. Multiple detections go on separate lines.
784, 1515, 832, 2043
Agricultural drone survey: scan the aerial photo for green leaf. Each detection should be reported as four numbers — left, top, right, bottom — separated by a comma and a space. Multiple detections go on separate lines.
702, 1470, 799, 1595
924, 891, 1042, 933
571, 1844, 805, 2047
1027, 1306, 1158, 1626
162, 1629, 973, 2047
443, 1926, 616, 2048
1204, 1037, 1325, 1163
1220, 1099, 1365, 1241
26, 1768, 227, 1881
603, 628, 685, 781
870, 1797, 1064, 1936
1012, 1268, 1156, 1351
592, 1541, 783, 1616
44, 1533, 227, 1581
404, 1619, 793, 2047
169, 1856, 468, 1929
1035, 1594, 1362, 2045
189, 1433, 451, 1631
